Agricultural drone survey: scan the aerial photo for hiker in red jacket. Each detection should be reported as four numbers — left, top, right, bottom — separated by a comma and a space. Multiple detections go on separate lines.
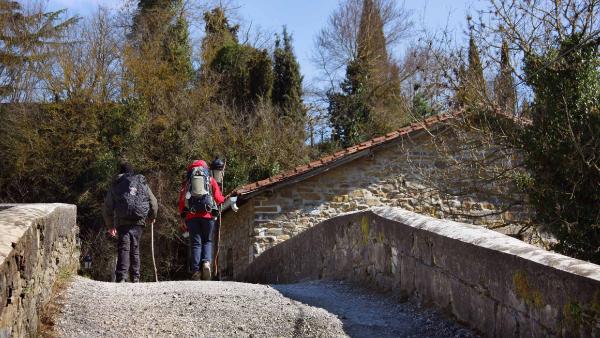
178, 160, 225, 280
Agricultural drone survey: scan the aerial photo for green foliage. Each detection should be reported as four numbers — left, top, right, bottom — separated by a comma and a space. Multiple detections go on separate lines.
0, 4, 311, 281
132, 0, 192, 85
0, 0, 77, 101
412, 92, 436, 118
199, 102, 308, 192
210, 44, 273, 108
357, 0, 389, 80
163, 13, 193, 82
0, 102, 140, 227
200, 7, 239, 67
328, 0, 409, 147
521, 33, 600, 263
494, 39, 516, 112
455, 34, 487, 107
328, 59, 372, 147
272, 28, 305, 122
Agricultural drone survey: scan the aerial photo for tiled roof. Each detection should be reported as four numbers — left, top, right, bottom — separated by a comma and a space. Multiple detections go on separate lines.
230, 112, 457, 198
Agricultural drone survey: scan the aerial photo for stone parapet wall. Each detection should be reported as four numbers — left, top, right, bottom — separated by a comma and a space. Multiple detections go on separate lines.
242, 207, 599, 337
0, 204, 79, 337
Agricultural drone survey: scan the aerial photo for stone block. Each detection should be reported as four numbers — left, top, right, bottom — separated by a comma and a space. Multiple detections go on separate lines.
365, 198, 381, 206
253, 228, 267, 236
253, 219, 274, 228
296, 186, 314, 193
261, 222, 282, 229
278, 189, 293, 198
254, 236, 277, 244
349, 190, 366, 198
254, 205, 281, 213
299, 192, 322, 201
332, 195, 350, 203
266, 228, 284, 236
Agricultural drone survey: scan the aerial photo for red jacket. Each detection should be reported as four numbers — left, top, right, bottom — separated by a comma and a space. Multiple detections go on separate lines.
178, 160, 225, 220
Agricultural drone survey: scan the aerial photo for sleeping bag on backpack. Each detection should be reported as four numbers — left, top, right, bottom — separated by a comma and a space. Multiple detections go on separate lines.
185, 166, 216, 213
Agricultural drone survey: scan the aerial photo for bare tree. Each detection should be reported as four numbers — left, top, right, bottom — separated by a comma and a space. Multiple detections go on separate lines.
469, 0, 600, 95
313, 0, 413, 88
42, 7, 123, 102
394, 0, 600, 248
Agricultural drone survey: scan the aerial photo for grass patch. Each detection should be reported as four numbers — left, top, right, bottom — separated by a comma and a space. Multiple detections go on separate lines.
38, 265, 76, 338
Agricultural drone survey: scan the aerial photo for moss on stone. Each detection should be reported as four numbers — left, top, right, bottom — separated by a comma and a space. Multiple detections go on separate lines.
592, 289, 600, 314
561, 289, 600, 333
378, 231, 385, 244
360, 216, 369, 244
563, 302, 583, 327
513, 270, 544, 308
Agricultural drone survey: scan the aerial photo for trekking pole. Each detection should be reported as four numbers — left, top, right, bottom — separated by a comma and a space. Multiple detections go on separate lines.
213, 159, 226, 280
151, 219, 158, 282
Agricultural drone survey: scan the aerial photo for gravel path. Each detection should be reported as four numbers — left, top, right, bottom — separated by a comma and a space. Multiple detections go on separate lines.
274, 281, 476, 338
53, 277, 476, 337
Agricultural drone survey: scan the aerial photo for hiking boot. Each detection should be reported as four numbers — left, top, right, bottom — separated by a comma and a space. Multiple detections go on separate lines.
201, 261, 211, 280
191, 271, 202, 281
116, 278, 126, 283
132, 277, 140, 283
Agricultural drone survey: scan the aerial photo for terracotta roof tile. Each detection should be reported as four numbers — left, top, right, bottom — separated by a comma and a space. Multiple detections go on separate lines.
230, 109, 524, 198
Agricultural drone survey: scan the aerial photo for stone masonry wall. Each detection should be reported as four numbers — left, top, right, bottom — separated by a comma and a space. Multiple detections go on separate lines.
0, 204, 79, 337
220, 130, 532, 279
218, 200, 256, 280
242, 207, 600, 337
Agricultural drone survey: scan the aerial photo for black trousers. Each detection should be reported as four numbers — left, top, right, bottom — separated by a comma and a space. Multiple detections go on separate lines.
116, 224, 143, 281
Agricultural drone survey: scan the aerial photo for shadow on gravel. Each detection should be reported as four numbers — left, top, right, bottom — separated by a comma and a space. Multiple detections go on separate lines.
272, 281, 477, 338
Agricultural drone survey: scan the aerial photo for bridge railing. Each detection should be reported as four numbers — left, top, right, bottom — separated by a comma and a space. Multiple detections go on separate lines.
0, 204, 79, 337
241, 207, 600, 337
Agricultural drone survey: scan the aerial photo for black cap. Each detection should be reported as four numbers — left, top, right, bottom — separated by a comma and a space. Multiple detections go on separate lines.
118, 161, 134, 174
210, 158, 225, 170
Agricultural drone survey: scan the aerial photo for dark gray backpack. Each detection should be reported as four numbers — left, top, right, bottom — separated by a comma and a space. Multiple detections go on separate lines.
113, 174, 150, 221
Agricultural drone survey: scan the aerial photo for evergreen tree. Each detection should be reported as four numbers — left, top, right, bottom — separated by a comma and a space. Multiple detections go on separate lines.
200, 7, 239, 67
0, 0, 77, 101
455, 33, 487, 107
132, 0, 192, 84
357, 0, 389, 81
210, 44, 273, 108
328, 0, 408, 147
494, 38, 516, 113
328, 59, 371, 147
521, 33, 600, 263
467, 34, 486, 94
164, 10, 193, 82
203, 7, 273, 110
272, 28, 304, 122
357, 0, 405, 126
412, 92, 436, 118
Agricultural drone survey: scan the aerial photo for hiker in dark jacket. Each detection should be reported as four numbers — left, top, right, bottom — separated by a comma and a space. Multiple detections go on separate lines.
103, 162, 158, 283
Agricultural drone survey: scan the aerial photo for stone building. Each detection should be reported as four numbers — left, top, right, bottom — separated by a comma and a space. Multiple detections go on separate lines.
218, 112, 532, 280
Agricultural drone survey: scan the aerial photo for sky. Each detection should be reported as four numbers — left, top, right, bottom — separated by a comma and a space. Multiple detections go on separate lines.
46, 0, 486, 84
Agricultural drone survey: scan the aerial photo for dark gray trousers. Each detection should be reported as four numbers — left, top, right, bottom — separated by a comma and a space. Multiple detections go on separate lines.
116, 224, 143, 281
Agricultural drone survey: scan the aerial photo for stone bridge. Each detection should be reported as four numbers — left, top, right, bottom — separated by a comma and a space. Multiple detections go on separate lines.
1, 204, 599, 337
